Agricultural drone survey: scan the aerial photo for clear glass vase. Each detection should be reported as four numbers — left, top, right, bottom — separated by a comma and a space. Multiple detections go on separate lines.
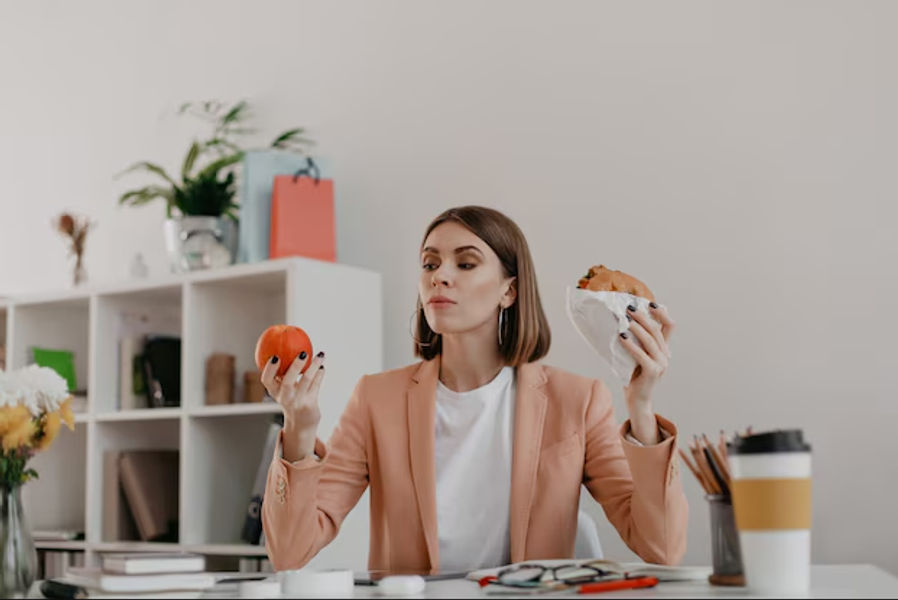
73, 253, 88, 287
0, 486, 37, 598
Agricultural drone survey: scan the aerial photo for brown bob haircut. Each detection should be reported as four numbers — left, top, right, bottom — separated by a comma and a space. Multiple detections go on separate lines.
413, 206, 551, 365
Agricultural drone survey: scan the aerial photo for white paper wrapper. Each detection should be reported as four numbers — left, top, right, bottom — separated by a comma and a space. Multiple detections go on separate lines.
565, 286, 655, 384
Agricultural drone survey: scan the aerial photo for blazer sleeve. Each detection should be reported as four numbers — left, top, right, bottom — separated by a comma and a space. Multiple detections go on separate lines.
582, 378, 689, 565
262, 376, 370, 571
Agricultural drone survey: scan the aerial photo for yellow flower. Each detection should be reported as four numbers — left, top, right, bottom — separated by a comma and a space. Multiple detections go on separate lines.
2, 410, 37, 452
59, 397, 75, 431
0, 405, 28, 436
35, 411, 61, 451
0, 405, 31, 437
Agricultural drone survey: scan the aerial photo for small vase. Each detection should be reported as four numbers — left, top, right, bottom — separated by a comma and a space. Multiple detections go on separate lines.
73, 253, 87, 287
0, 486, 37, 598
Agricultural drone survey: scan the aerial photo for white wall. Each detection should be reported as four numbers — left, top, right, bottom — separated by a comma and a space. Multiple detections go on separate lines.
2, 0, 896, 574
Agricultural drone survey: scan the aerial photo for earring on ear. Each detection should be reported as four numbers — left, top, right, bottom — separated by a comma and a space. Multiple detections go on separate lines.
498, 307, 507, 346
410, 307, 434, 348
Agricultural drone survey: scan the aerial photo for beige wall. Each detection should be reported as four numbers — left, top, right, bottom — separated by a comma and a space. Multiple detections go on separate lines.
2, 0, 896, 574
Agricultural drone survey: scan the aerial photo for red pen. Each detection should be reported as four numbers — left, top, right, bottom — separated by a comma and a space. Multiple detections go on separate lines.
577, 576, 659, 594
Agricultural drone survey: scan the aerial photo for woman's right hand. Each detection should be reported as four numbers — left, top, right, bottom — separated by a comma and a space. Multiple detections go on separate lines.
261, 351, 326, 459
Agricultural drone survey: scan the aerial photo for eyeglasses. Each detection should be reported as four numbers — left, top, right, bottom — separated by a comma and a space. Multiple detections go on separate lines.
493, 560, 615, 588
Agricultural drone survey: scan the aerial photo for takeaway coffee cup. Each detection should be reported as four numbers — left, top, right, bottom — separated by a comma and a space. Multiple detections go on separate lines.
728, 430, 812, 594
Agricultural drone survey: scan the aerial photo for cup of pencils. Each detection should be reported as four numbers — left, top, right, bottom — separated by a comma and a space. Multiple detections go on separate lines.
679, 432, 744, 586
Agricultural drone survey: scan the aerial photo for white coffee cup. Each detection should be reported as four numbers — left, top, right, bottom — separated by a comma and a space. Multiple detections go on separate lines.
728, 430, 812, 594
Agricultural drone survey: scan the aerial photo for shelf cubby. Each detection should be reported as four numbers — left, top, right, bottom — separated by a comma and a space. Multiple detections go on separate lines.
22, 421, 88, 535
7, 296, 90, 399
92, 284, 182, 414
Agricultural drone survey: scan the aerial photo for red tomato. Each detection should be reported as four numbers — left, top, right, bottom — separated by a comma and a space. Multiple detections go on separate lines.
254, 325, 314, 377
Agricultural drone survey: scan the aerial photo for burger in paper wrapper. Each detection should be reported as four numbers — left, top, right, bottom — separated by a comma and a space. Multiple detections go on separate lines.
567, 265, 658, 384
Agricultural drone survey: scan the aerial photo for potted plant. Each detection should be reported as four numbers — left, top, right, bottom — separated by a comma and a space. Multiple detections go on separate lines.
117, 100, 312, 272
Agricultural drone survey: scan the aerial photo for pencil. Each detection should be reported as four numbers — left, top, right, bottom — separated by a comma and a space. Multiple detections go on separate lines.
703, 445, 730, 496
691, 437, 722, 495
703, 434, 732, 486
678, 448, 711, 494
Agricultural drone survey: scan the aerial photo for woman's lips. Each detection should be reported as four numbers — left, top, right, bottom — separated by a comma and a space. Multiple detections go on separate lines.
428, 299, 456, 309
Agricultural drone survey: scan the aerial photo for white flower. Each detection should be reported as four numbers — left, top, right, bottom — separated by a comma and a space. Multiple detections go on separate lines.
0, 365, 70, 416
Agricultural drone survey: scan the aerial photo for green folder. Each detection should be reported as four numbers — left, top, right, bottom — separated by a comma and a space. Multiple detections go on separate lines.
31, 347, 77, 392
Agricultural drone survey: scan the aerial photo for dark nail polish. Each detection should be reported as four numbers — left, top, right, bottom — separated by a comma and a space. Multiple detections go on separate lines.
649, 302, 658, 309
319, 365, 324, 370
299, 351, 307, 360
626, 314, 632, 322
620, 332, 629, 339
317, 351, 325, 358
627, 305, 637, 312
270, 356, 279, 364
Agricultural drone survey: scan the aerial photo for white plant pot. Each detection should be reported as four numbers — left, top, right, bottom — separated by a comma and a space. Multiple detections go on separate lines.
163, 216, 238, 273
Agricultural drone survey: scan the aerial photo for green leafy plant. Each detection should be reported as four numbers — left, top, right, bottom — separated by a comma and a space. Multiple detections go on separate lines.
117, 100, 313, 220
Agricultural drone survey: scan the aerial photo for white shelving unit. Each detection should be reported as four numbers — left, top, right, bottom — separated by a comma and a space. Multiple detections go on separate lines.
5, 257, 382, 568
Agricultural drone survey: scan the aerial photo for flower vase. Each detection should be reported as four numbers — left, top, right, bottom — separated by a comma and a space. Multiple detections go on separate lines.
0, 486, 37, 598
73, 253, 87, 287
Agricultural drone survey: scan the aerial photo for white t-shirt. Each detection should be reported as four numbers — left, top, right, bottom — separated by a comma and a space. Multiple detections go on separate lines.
434, 366, 515, 572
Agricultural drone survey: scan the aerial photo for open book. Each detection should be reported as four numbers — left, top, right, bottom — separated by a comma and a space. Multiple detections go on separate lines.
466, 559, 711, 583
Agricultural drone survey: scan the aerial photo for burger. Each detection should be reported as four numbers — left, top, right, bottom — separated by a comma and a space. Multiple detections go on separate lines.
576, 265, 655, 302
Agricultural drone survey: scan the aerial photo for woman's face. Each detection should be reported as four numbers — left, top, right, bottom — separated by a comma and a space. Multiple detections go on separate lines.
418, 221, 516, 337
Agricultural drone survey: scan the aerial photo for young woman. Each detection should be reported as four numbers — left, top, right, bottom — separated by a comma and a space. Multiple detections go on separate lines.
261, 206, 688, 574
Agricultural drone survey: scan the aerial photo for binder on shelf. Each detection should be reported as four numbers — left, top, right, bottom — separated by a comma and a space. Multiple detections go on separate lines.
31, 346, 78, 392
102, 451, 140, 542
140, 336, 181, 408
241, 413, 284, 544
118, 450, 179, 542
118, 335, 145, 410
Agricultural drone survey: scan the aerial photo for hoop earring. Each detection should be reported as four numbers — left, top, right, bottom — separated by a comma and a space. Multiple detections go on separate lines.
409, 308, 434, 348
498, 307, 507, 346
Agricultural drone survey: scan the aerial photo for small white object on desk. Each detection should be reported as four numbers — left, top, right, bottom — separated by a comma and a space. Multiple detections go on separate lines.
239, 578, 281, 598
280, 568, 354, 597
377, 575, 426, 596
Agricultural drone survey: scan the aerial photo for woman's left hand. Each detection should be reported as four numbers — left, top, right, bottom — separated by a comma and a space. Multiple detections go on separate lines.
619, 302, 676, 412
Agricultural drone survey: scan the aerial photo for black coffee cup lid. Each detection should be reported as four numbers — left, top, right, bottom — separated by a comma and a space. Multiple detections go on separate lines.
728, 429, 811, 454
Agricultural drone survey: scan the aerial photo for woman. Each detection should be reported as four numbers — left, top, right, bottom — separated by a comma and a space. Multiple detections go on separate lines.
261, 206, 688, 574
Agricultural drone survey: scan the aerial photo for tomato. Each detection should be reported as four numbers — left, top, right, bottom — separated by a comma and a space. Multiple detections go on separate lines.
254, 325, 313, 377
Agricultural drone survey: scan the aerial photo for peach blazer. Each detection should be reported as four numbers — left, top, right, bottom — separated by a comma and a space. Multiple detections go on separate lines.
262, 357, 688, 573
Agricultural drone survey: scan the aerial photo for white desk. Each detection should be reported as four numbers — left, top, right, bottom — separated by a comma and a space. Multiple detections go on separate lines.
354, 565, 896, 598
364, 565, 898, 598
31, 565, 898, 599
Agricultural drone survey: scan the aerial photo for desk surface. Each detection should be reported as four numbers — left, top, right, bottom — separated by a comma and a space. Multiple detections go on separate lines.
361, 565, 894, 598
351, 565, 896, 598
32, 564, 898, 599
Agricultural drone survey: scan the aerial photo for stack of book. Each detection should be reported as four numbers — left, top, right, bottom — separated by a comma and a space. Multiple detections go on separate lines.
61, 553, 215, 597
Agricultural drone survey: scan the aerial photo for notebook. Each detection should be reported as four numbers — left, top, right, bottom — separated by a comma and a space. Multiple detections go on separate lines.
63, 567, 215, 593
102, 552, 205, 575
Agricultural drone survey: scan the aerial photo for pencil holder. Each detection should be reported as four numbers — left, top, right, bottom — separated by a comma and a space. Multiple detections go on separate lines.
706, 494, 744, 586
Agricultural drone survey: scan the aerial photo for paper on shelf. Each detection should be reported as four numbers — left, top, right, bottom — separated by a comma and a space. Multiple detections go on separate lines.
565, 287, 657, 385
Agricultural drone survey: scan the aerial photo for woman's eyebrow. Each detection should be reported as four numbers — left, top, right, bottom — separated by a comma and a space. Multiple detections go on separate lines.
421, 245, 484, 256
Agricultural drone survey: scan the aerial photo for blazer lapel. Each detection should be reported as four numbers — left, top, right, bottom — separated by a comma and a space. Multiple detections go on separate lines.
509, 361, 548, 563
407, 357, 440, 572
